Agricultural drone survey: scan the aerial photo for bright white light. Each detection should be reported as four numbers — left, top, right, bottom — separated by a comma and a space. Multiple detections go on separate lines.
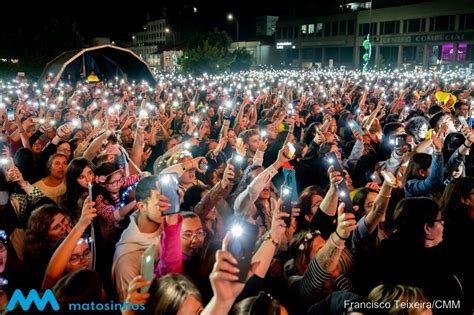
145, 255, 152, 263
340, 191, 346, 197
184, 142, 191, 149
283, 188, 291, 195
92, 119, 99, 127
235, 155, 243, 162
139, 109, 148, 117
328, 158, 334, 164
161, 175, 171, 185
0, 158, 8, 165
225, 101, 232, 108
231, 225, 243, 237
260, 130, 267, 137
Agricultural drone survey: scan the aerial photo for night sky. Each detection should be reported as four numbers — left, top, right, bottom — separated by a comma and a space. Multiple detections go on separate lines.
1, 0, 346, 42
0, 0, 428, 44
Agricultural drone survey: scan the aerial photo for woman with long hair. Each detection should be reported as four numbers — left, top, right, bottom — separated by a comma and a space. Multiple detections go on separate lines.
377, 197, 463, 305
62, 158, 96, 222
23, 205, 72, 289
440, 177, 474, 311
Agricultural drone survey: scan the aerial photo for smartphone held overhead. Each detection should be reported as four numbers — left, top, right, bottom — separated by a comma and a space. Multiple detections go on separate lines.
325, 151, 354, 213
159, 173, 180, 215
228, 221, 258, 282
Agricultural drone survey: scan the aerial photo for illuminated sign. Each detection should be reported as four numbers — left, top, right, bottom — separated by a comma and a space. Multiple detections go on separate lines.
276, 42, 293, 49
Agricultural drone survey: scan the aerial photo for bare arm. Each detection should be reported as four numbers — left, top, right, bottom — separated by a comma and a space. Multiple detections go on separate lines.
41, 198, 96, 291
83, 130, 111, 161
319, 167, 340, 217
363, 179, 393, 234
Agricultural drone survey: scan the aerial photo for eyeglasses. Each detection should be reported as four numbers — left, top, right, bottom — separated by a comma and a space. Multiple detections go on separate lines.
107, 177, 124, 186
181, 230, 207, 241
69, 248, 91, 265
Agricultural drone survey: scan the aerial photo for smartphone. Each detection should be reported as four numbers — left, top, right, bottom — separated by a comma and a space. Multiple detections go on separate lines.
231, 153, 244, 175
348, 119, 364, 135
280, 185, 292, 227
286, 143, 296, 159
7, 108, 14, 121
458, 116, 469, 129
228, 221, 259, 282
389, 134, 407, 148
140, 244, 156, 293
88, 182, 93, 201
325, 152, 354, 213
159, 173, 180, 215
199, 159, 208, 172
223, 102, 233, 119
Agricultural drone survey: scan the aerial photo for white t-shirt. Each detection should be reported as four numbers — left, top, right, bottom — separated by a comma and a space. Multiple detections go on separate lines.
33, 180, 66, 205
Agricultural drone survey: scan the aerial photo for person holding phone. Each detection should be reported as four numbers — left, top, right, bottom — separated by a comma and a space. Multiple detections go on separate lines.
62, 158, 96, 222
112, 175, 181, 302
234, 145, 292, 236
288, 202, 357, 313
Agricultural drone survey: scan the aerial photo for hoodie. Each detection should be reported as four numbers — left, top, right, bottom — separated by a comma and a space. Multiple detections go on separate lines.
112, 212, 161, 302
112, 211, 183, 302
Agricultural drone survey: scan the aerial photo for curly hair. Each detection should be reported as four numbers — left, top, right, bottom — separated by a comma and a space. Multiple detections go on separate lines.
24, 204, 69, 287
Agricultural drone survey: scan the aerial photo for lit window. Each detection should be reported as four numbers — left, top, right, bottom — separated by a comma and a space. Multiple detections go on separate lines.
301, 25, 307, 34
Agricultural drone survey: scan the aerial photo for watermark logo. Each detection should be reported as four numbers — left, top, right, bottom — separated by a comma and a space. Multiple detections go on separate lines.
7, 289, 60, 311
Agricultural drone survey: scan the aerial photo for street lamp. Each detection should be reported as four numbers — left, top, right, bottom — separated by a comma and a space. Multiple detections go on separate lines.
165, 27, 177, 71
227, 13, 239, 47
165, 27, 176, 50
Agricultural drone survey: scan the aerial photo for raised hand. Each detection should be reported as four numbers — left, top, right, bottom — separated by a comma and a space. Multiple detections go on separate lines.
77, 196, 97, 230
335, 202, 357, 241
431, 128, 443, 153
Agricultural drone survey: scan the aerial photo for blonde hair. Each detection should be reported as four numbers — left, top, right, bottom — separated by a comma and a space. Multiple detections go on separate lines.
368, 284, 430, 315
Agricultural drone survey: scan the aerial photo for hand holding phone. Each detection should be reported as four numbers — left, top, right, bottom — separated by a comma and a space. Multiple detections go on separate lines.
286, 143, 296, 160
228, 221, 258, 282
140, 244, 156, 293
159, 173, 180, 215
325, 152, 354, 213
231, 153, 244, 175
348, 119, 364, 136
7, 108, 15, 121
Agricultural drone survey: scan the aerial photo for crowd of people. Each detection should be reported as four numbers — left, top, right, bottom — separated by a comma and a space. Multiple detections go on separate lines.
0, 67, 473, 314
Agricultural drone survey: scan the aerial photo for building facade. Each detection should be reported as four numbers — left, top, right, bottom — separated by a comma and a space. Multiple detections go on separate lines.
275, 0, 474, 69
256, 16, 279, 37
129, 19, 167, 67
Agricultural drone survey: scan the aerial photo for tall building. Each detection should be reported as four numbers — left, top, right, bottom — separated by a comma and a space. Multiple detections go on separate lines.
256, 16, 279, 37
275, 0, 474, 69
129, 19, 167, 67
